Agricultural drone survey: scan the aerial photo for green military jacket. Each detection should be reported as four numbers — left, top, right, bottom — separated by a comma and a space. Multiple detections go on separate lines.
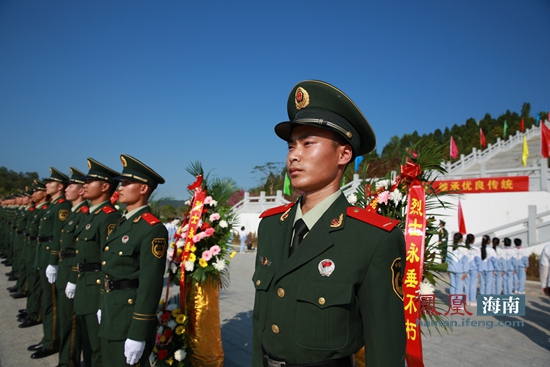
98, 206, 168, 342
73, 201, 120, 315
31, 202, 49, 268
252, 193, 406, 367
57, 202, 89, 290
36, 196, 71, 268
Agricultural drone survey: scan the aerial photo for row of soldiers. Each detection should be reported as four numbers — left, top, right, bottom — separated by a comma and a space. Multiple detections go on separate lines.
0, 155, 168, 367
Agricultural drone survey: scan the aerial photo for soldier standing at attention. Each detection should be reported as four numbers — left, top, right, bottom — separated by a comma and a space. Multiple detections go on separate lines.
438, 220, 449, 262
74, 158, 121, 367
57, 167, 89, 367
252, 80, 406, 367
98, 154, 168, 367
20, 180, 48, 331
31, 168, 71, 359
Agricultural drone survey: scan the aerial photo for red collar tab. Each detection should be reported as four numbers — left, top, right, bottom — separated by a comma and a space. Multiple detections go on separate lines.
142, 212, 160, 226
102, 206, 117, 214
259, 202, 294, 219
346, 206, 399, 232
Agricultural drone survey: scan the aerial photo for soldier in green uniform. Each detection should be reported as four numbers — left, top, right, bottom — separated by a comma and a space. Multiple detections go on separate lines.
30, 167, 72, 359
21, 180, 48, 332
74, 158, 121, 367
98, 154, 167, 367
252, 80, 406, 367
56, 167, 89, 367
438, 220, 449, 262
10, 190, 33, 298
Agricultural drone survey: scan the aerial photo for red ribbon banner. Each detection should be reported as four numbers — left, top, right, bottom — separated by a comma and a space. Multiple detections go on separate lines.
403, 184, 426, 367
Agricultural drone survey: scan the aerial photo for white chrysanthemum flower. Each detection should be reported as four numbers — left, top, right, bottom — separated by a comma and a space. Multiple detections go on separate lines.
219, 220, 228, 228
184, 200, 191, 206
213, 257, 226, 271
170, 263, 178, 273
175, 349, 187, 361
346, 193, 357, 205
167, 320, 177, 329
176, 238, 185, 248
209, 199, 218, 207
389, 189, 403, 204
166, 303, 177, 311
375, 179, 391, 190
184, 261, 194, 272
419, 280, 435, 295
157, 326, 164, 335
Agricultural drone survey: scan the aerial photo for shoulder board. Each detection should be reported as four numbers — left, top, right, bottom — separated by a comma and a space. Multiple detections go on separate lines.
57, 198, 66, 204
102, 206, 117, 214
80, 206, 89, 214
142, 212, 161, 226
259, 202, 294, 219
346, 206, 400, 232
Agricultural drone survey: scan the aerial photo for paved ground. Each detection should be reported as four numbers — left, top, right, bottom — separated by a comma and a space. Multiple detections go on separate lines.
1, 251, 549, 366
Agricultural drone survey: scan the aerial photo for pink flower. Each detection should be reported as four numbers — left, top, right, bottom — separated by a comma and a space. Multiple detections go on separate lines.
204, 227, 215, 237
377, 191, 390, 204
210, 245, 221, 256
204, 196, 213, 204
192, 234, 202, 243
202, 250, 212, 261
209, 213, 220, 222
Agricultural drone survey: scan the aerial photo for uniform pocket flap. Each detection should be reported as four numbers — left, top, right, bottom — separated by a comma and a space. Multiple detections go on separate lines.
296, 280, 353, 309
252, 266, 275, 291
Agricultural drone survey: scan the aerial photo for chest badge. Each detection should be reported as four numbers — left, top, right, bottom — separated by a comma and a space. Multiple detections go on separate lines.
85, 223, 91, 230
261, 256, 271, 266
122, 235, 129, 243
318, 259, 335, 277
68, 220, 73, 226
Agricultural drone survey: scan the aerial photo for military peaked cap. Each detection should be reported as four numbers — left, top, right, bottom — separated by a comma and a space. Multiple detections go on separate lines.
115, 154, 165, 189
275, 80, 376, 156
83, 158, 120, 184
45, 167, 69, 183
68, 167, 86, 184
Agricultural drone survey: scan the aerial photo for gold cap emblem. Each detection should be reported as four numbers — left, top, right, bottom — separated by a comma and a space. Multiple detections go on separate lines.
295, 87, 310, 110
121, 156, 127, 167
87, 159, 92, 169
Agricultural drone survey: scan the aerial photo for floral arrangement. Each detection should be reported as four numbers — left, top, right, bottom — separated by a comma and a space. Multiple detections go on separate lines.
152, 162, 239, 366
153, 295, 192, 367
350, 141, 453, 334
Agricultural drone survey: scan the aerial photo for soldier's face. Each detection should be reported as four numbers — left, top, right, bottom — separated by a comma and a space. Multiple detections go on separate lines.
83, 179, 105, 200
118, 180, 148, 205
46, 181, 60, 195
33, 190, 46, 203
65, 183, 83, 202
286, 125, 352, 195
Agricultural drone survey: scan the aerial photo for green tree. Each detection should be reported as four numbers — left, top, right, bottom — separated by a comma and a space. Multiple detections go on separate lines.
251, 162, 285, 196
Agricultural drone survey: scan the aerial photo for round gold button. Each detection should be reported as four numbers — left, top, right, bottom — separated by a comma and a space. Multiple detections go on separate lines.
96, 279, 101, 284
101, 261, 106, 266
119, 251, 123, 255
277, 288, 285, 298
104, 246, 109, 251
76, 250, 79, 254
255, 279, 261, 286
60, 239, 62, 243
76, 238, 79, 241
105, 274, 109, 279
84, 238, 87, 241
318, 297, 326, 305
128, 299, 133, 305
271, 324, 279, 334
45, 246, 50, 250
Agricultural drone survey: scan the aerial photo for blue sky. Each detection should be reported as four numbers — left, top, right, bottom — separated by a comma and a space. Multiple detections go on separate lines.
1, 0, 549, 200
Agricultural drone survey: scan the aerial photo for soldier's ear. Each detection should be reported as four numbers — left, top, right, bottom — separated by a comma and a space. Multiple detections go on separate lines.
337, 143, 353, 166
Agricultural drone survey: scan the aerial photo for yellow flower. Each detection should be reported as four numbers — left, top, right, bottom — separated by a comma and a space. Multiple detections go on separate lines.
167, 357, 174, 365
175, 325, 186, 335
199, 258, 208, 268
191, 245, 197, 252
230, 251, 237, 259
159, 335, 167, 343
189, 253, 196, 262
159, 299, 165, 305
153, 346, 158, 353
176, 248, 183, 257
171, 308, 181, 317
176, 314, 187, 324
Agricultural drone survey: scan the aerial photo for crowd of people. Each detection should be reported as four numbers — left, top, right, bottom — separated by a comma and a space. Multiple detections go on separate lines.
441, 224, 529, 306
0, 154, 168, 367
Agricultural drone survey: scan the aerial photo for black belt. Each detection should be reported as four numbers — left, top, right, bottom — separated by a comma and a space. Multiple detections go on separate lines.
39, 236, 53, 243
77, 263, 101, 273
59, 251, 76, 260
29, 236, 37, 241
263, 351, 354, 367
104, 278, 139, 292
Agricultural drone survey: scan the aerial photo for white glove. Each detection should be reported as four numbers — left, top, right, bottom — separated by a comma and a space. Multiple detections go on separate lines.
65, 282, 76, 299
46, 265, 58, 284
97, 309, 101, 324
124, 338, 146, 365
